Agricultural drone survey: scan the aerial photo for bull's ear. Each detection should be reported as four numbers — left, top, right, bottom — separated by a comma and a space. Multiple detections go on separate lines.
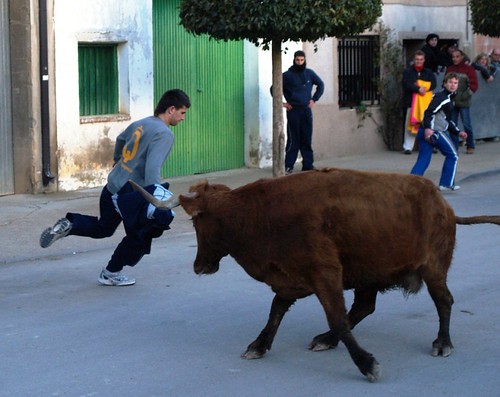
179, 192, 201, 216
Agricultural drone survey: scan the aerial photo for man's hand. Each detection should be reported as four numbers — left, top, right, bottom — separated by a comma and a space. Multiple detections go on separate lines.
283, 102, 293, 111
424, 128, 435, 141
418, 86, 427, 95
459, 131, 468, 140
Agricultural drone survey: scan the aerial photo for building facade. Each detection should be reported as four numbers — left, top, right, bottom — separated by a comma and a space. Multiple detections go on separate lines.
2, 0, 497, 194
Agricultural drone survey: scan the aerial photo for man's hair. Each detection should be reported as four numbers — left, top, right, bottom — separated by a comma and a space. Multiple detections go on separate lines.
294, 50, 306, 58
451, 49, 465, 57
443, 72, 459, 83
154, 89, 191, 116
474, 52, 490, 64
425, 33, 439, 43
414, 50, 425, 58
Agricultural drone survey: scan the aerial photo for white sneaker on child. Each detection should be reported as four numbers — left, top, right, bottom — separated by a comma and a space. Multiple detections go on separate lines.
438, 185, 460, 192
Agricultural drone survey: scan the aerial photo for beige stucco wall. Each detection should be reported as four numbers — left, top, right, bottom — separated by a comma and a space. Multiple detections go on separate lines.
382, 2, 470, 50
8, 0, 43, 194
306, 39, 386, 161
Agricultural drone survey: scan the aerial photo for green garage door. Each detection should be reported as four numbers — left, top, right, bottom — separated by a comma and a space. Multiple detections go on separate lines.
153, 0, 244, 178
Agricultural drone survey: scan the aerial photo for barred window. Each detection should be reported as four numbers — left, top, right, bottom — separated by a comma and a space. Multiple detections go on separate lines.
78, 44, 119, 116
338, 36, 380, 108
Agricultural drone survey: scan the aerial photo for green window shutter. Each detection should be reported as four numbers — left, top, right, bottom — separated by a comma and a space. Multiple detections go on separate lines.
78, 44, 119, 116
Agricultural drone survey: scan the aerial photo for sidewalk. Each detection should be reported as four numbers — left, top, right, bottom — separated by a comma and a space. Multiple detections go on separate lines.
1, 140, 499, 264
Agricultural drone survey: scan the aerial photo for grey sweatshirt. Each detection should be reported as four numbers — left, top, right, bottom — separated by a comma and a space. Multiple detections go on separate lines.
107, 116, 174, 194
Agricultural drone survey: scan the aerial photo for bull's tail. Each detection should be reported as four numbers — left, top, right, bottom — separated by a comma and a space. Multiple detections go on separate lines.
455, 215, 500, 225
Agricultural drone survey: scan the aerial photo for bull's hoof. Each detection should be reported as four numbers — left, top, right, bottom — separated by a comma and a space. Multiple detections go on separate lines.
241, 348, 265, 360
365, 360, 381, 383
354, 351, 381, 382
308, 331, 339, 351
431, 338, 453, 357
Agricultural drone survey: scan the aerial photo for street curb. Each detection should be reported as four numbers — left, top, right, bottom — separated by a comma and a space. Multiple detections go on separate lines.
457, 168, 500, 183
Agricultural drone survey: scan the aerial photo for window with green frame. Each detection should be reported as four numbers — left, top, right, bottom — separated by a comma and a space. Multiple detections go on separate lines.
78, 44, 119, 116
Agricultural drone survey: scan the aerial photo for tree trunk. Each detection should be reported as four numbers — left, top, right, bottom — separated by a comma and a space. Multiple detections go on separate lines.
271, 39, 285, 177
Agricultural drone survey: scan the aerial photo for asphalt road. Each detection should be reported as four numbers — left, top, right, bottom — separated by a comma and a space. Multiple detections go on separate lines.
1, 175, 500, 396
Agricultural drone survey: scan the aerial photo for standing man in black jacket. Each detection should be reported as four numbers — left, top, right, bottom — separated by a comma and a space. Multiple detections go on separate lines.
401, 50, 436, 154
282, 50, 324, 174
421, 33, 441, 73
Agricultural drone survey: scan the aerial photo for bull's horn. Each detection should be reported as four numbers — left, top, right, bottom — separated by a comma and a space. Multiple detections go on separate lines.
128, 180, 180, 209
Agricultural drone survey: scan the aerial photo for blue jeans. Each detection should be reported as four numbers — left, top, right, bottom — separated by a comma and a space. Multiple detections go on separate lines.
450, 107, 474, 149
285, 107, 314, 170
410, 128, 459, 188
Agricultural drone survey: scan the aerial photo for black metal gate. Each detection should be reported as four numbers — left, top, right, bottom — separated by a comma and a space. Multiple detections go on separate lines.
338, 36, 379, 108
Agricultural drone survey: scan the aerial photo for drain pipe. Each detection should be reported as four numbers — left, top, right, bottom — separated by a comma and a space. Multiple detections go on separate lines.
39, 0, 55, 185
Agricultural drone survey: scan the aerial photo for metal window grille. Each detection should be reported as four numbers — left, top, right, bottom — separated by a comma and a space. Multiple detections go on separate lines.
78, 44, 119, 116
338, 36, 380, 108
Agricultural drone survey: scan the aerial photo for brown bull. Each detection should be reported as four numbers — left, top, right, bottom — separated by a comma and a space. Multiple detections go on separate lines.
130, 169, 500, 382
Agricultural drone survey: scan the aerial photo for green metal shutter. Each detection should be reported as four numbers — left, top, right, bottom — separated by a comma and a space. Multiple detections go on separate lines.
78, 44, 119, 116
153, 0, 244, 178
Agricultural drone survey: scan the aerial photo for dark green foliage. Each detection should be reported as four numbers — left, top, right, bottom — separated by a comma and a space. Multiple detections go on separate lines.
469, 0, 500, 38
179, 0, 382, 48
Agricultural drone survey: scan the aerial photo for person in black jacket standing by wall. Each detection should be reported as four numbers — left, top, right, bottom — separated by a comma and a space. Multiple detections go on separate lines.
421, 33, 441, 73
282, 50, 324, 174
401, 50, 436, 154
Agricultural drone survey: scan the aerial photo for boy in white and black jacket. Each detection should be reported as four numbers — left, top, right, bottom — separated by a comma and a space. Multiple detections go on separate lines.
410, 73, 467, 192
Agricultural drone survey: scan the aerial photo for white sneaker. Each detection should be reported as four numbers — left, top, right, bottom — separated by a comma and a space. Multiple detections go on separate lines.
40, 218, 72, 248
98, 269, 136, 286
439, 185, 460, 192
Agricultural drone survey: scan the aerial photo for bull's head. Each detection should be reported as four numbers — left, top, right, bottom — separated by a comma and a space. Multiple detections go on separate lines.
129, 179, 231, 275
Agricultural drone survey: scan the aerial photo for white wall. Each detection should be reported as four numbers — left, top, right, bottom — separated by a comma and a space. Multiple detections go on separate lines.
382, 4, 470, 51
244, 41, 301, 168
54, 0, 153, 191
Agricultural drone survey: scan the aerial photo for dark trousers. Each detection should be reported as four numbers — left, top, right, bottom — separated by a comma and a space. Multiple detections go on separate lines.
450, 107, 474, 149
285, 107, 314, 170
66, 184, 149, 272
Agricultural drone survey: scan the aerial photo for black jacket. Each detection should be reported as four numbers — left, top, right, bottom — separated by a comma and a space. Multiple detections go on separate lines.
402, 65, 436, 108
421, 44, 440, 73
422, 89, 461, 135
